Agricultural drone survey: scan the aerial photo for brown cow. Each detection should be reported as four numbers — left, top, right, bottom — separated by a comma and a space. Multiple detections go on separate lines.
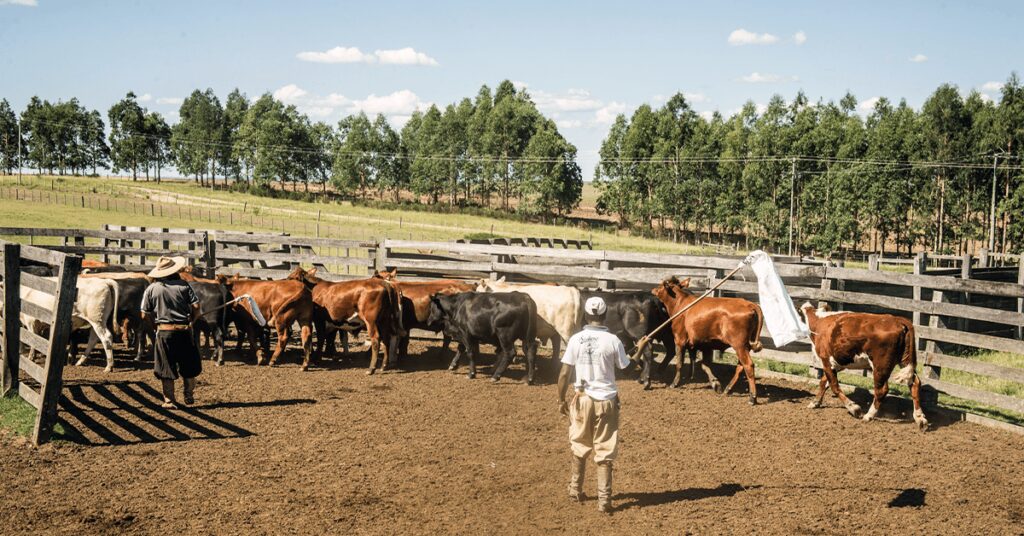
373, 269, 477, 363
219, 274, 314, 370
287, 267, 403, 374
652, 276, 765, 405
800, 303, 929, 430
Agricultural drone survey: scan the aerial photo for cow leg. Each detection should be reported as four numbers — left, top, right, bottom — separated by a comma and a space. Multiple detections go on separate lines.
910, 375, 929, 430
525, 339, 538, 385
299, 322, 312, 371
465, 340, 479, 379
448, 342, 465, 372
721, 346, 757, 404
491, 344, 514, 383
213, 325, 225, 366
268, 323, 290, 367
312, 318, 327, 360
670, 345, 685, 388
639, 341, 654, 390
700, 349, 721, 393
821, 365, 862, 417
863, 361, 896, 422
366, 323, 381, 375
81, 321, 116, 372
807, 372, 829, 409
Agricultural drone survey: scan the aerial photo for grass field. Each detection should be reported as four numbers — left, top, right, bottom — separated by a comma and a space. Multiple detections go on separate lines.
0, 393, 69, 440
0, 175, 706, 254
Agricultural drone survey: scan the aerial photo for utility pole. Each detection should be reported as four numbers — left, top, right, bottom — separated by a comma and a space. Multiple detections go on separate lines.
989, 154, 998, 252
788, 157, 796, 257
17, 120, 22, 185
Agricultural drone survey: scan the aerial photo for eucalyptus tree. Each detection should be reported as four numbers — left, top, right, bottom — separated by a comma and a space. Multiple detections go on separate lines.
221, 88, 249, 182
371, 114, 405, 201
107, 92, 148, 180
172, 88, 224, 187
0, 99, 18, 174
521, 119, 582, 218
332, 112, 375, 197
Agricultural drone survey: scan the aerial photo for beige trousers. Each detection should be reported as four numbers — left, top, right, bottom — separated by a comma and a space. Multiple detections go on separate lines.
568, 392, 620, 464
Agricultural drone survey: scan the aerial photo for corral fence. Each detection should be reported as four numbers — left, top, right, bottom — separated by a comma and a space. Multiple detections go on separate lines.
0, 240, 82, 445
1, 226, 1022, 432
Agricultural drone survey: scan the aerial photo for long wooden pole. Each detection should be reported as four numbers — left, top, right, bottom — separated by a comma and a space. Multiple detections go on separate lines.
630, 261, 749, 362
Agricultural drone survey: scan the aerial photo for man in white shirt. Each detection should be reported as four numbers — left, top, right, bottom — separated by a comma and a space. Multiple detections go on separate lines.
557, 296, 631, 514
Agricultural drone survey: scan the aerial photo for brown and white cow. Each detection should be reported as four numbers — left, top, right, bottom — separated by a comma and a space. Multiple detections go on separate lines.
652, 276, 765, 404
287, 267, 403, 374
219, 274, 314, 371
800, 303, 928, 430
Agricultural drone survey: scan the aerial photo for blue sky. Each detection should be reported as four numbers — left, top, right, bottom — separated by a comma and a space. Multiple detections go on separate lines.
2, 0, 1022, 178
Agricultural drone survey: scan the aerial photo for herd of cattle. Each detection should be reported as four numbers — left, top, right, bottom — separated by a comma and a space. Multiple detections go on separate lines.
15, 257, 929, 429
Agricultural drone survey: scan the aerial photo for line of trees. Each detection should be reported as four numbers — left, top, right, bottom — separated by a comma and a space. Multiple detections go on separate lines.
596, 74, 1024, 255
0, 80, 582, 217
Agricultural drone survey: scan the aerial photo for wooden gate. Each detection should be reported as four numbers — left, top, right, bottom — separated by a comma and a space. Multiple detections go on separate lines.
0, 240, 82, 445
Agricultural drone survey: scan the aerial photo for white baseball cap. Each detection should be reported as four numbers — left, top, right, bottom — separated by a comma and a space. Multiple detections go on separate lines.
584, 296, 607, 316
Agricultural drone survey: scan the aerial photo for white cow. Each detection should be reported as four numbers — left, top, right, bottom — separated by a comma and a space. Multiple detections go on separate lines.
20, 277, 119, 372
478, 278, 581, 356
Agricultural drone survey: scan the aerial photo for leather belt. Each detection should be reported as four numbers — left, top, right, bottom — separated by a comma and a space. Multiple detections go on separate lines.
158, 323, 191, 331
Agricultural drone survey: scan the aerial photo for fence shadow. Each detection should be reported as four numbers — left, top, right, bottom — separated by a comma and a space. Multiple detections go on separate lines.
55, 381, 312, 447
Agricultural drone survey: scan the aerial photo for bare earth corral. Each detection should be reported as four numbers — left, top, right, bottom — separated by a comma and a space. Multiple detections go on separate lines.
1, 338, 1022, 535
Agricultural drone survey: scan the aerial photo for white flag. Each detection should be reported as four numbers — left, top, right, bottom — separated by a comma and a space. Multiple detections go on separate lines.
742, 250, 809, 347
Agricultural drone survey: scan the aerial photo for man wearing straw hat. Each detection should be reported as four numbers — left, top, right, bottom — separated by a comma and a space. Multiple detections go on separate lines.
140, 256, 202, 409
557, 296, 631, 514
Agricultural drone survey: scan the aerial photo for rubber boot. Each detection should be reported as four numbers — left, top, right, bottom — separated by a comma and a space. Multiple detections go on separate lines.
160, 379, 178, 408
183, 377, 197, 405
568, 455, 586, 502
597, 462, 613, 514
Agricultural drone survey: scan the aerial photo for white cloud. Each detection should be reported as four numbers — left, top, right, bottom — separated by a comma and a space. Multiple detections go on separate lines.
273, 83, 308, 103
728, 28, 779, 46
0, 0, 38, 6
981, 81, 1003, 92
859, 96, 881, 111
297, 46, 375, 64
533, 88, 603, 113
685, 92, 709, 103
269, 84, 428, 125
979, 93, 994, 103
594, 102, 627, 125
794, 31, 807, 45
374, 47, 438, 66
909, 53, 928, 63
136, 93, 153, 103
156, 97, 183, 105
296, 46, 438, 66
738, 72, 796, 83
349, 90, 427, 116
556, 119, 584, 129
699, 110, 715, 121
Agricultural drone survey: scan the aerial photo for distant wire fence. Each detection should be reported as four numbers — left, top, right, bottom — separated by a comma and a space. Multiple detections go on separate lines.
0, 185, 426, 243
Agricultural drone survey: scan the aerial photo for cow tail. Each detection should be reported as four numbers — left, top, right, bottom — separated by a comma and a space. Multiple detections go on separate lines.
384, 281, 405, 336
526, 297, 538, 346
749, 304, 764, 352
108, 279, 120, 337
892, 324, 918, 386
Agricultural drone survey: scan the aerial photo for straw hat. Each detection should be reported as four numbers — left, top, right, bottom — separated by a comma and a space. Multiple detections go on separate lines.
148, 256, 188, 278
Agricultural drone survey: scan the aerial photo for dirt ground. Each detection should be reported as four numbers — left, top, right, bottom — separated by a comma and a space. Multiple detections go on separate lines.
1, 339, 1022, 536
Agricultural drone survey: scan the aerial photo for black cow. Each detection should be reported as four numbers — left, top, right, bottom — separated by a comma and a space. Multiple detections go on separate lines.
580, 290, 676, 390
190, 280, 230, 365
427, 291, 539, 384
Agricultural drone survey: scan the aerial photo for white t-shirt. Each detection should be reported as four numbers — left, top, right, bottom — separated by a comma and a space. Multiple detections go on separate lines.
561, 325, 630, 401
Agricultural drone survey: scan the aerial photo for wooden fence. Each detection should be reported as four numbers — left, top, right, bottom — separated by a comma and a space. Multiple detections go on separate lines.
0, 226, 1022, 426
0, 240, 82, 445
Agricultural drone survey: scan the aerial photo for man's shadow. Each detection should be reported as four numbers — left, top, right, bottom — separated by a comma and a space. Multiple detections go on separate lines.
615, 483, 756, 510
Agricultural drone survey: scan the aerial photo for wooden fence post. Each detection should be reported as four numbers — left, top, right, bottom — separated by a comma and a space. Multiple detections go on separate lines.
1017, 262, 1023, 341
960, 253, 973, 332
979, 248, 990, 268
912, 252, 927, 333
1, 243, 21, 395
868, 254, 879, 271
204, 232, 216, 274
597, 260, 613, 290
33, 253, 82, 445
921, 290, 945, 409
